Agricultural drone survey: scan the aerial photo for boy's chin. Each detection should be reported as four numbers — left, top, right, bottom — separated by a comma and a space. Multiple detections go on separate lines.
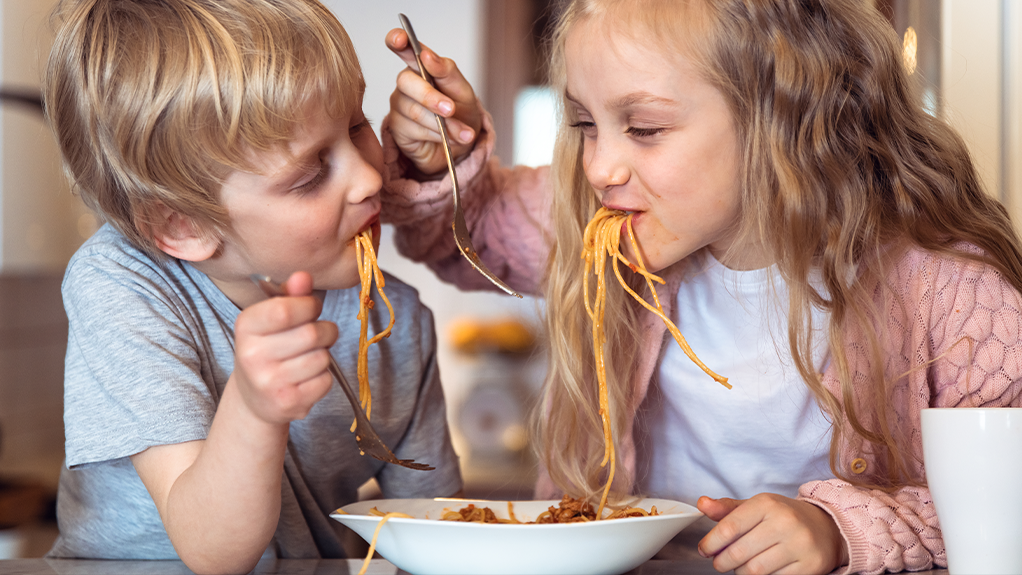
310, 267, 363, 292
320, 277, 361, 292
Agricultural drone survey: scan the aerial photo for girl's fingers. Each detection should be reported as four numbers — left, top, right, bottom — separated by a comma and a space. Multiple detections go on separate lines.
387, 29, 478, 122
395, 68, 455, 121
388, 101, 476, 148
731, 542, 795, 575
419, 47, 476, 106
388, 28, 471, 102
385, 28, 418, 69
769, 556, 813, 575
387, 110, 442, 146
706, 519, 777, 574
391, 81, 445, 130
696, 495, 744, 522
698, 499, 762, 558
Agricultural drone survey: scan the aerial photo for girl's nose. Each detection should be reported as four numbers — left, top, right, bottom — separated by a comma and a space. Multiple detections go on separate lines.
584, 138, 630, 191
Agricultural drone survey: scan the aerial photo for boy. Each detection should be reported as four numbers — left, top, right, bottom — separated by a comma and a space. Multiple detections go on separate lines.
43, 1, 462, 573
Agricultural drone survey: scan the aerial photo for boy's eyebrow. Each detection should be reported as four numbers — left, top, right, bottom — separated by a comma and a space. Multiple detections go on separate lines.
261, 145, 319, 182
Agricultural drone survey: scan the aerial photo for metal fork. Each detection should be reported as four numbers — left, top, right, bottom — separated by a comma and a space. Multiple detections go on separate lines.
249, 275, 434, 471
398, 13, 523, 299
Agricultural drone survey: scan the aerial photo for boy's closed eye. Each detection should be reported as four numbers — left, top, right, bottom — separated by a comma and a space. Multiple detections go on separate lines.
292, 162, 329, 195
289, 117, 375, 195
351, 117, 373, 134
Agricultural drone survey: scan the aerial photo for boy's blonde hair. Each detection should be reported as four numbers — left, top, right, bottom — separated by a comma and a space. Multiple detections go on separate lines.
539, 0, 1022, 501
45, 0, 364, 257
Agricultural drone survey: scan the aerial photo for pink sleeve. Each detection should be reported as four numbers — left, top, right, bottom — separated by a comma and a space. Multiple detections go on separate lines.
798, 249, 1022, 575
380, 106, 554, 296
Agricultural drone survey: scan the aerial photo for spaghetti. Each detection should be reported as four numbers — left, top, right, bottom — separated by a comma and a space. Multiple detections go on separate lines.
364, 495, 658, 525
582, 207, 731, 518
351, 229, 396, 433
355, 510, 412, 575
347, 495, 660, 571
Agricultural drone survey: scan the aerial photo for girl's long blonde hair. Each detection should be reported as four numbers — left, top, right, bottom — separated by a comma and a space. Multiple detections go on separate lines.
538, 0, 1022, 499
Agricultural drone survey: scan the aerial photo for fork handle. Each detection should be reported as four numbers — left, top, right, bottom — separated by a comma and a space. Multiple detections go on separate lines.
398, 14, 462, 213
326, 356, 364, 424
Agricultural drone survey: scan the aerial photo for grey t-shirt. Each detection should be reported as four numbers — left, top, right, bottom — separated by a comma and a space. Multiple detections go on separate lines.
48, 225, 462, 559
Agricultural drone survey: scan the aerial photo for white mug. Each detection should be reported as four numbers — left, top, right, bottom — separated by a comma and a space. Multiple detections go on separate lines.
921, 407, 1022, 575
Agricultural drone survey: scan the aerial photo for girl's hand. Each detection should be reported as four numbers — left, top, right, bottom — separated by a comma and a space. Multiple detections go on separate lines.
385, 28, 482, 176
232, 271, 338, 426
697, 494, 849, 575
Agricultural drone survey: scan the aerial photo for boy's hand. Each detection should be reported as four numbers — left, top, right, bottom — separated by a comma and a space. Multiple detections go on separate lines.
386, 28, 482, 176
232, 271, 338, 426
696, 494, 849, 574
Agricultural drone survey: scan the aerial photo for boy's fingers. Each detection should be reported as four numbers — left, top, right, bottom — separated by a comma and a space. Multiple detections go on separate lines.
245, 319, 337, 361
238, 295, 322, 336
277, 345, 334, 387
283, 270, 314, 297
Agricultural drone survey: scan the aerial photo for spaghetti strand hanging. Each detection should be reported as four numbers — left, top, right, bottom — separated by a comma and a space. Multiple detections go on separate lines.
350, 229, 396, 432
582, 207, 730, 518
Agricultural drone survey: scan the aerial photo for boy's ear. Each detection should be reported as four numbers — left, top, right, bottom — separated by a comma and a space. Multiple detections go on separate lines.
151, 204, 220, 262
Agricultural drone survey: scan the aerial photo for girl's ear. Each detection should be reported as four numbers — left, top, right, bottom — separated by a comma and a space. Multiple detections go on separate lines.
151, 204, 220, 262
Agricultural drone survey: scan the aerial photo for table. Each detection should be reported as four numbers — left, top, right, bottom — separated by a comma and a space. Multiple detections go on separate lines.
0, 557, 952, 575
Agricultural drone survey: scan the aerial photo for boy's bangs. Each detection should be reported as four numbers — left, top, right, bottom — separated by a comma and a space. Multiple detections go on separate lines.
226, 1, 364, 166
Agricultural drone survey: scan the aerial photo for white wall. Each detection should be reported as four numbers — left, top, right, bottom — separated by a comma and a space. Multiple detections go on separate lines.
0, 0, 89, 273
940, 0, 1003, 201
1003, 0, 1022, 227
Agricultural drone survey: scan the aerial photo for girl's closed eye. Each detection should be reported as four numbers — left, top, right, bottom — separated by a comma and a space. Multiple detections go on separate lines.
626, 126, 668, 138
568, 120, 597, 137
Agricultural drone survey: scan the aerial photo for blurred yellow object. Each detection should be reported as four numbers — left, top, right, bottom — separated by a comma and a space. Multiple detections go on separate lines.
449, 317, 536, 354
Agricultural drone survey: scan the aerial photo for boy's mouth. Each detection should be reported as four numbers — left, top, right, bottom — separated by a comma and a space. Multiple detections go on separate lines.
357, 216, 381, 241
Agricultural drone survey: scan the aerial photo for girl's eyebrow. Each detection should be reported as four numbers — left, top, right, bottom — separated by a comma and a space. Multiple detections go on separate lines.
613, 91, 677, 108
564, 90, 677, 109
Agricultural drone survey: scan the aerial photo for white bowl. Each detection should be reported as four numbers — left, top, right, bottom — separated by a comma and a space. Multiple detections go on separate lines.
331, 497, 702, 575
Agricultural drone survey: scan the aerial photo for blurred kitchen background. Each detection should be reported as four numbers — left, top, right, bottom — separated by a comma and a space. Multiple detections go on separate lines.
1, 0, 1021, 559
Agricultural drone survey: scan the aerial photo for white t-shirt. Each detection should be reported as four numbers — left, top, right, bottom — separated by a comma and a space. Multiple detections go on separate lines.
636, 254, 834, 504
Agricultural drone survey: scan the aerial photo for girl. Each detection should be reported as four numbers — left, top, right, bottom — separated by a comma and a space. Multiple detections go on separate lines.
382, 0, 1022, 573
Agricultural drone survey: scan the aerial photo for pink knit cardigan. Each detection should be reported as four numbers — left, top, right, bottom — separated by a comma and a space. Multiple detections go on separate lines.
381, 113, 1022, 575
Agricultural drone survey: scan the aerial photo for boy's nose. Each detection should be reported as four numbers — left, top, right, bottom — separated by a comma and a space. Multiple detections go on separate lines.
584, 138, 630, 191
348, 149, 384, 204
